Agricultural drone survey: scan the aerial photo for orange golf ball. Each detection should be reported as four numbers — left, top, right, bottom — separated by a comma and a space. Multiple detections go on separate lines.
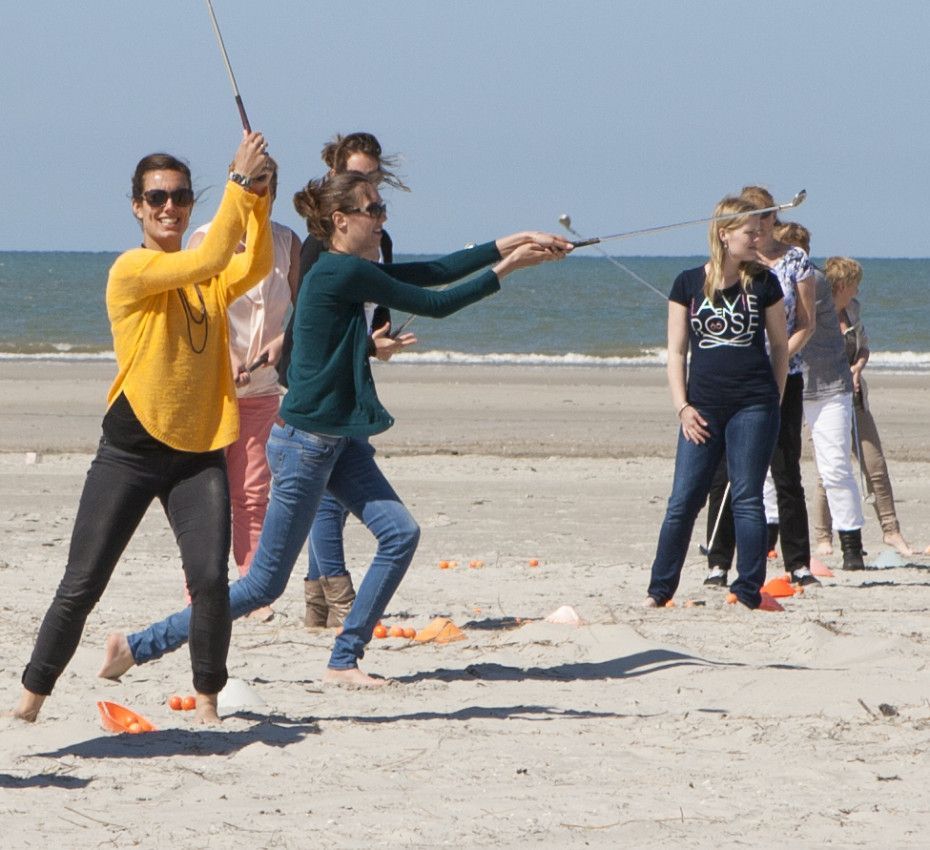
439, 560, 450, 569
389, 625, 405, 638
168, 694, 183, 711
403, 627, 416, 639
373, 623, 388, 639
528, 559, 540, 567
181, 695, 196, 711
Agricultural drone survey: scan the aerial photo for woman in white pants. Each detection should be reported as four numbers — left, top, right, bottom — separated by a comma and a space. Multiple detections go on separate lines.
779, 223, 865, 570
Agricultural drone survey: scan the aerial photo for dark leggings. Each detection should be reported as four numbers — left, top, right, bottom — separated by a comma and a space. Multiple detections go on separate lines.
22, 438, 232, 696
706, 374, 810, 570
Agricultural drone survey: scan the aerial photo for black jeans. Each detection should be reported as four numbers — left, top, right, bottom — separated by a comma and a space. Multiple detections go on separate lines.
705, 374, 810, 571
22, 438, 232, 695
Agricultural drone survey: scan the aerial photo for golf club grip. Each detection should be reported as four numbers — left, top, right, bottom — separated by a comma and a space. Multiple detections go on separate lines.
235, 96, 251, 132
247, 351, 269, 372
571, 238, 601, 248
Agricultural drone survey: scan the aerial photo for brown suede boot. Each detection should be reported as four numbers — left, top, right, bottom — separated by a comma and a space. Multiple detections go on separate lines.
319, 574, 356, 628
304, 579, 328, 629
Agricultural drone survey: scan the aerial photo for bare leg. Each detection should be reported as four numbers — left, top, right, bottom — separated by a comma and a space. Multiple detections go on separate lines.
12, 689, 46, 722
815, 539, 834, 556
194, 692, 222, 724
324, 667, 390, 687
98, 632, 135, 680
883, 530, 913, 556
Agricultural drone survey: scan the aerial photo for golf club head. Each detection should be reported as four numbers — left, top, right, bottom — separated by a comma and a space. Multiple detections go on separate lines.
558, 213, 572, 229
788, 189, 807, 208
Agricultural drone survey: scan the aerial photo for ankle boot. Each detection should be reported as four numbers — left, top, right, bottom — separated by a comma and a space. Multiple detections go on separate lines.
303, 579, 328, 628
839, 529, 865, 571
319, 574, 356, 628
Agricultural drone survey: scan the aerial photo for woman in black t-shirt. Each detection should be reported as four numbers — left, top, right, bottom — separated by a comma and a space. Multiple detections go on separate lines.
644, 196, 788, 610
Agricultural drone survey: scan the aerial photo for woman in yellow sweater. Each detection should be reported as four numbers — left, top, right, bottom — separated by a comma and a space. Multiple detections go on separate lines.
13, 132, 273, 724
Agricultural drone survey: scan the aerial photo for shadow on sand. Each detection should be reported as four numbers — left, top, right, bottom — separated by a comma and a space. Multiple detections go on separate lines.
35, 716, 318, 761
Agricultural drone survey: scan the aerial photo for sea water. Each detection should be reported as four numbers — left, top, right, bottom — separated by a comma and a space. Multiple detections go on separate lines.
2, 251, 929, 371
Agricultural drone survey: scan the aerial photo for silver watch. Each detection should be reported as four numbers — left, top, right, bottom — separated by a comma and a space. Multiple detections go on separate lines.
228, 171, 253, 189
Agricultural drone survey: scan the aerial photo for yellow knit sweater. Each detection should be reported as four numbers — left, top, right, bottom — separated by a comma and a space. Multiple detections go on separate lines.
106, 182, 272, 452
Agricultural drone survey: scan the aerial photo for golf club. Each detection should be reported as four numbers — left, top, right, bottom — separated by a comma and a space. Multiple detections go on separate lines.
851, 392, 874, 503
205, 0, 252, 132
699, 481, 731, 557
558, 214, 667, 301
569, 190, 807, 249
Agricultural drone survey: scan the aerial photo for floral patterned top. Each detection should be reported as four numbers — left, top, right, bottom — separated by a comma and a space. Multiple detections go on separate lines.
769, 246, 813, 375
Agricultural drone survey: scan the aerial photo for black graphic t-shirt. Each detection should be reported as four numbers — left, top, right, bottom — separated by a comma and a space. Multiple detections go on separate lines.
669, 266, 783, 408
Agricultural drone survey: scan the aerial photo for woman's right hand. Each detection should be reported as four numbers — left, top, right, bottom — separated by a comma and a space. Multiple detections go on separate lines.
492, 233, 572, 279
231, 132, 271, 188
679, 404, 710, 444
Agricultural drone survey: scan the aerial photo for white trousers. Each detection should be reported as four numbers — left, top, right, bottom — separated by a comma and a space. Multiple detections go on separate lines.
803, 393, 864, 530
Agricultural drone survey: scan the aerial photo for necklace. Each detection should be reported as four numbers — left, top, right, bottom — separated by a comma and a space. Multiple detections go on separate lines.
177, 284, 208, 353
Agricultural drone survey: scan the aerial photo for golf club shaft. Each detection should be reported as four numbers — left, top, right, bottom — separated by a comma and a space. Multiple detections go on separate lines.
706, 481, 731, 554
572, 191, 807, 249
205, 0, 252, 132
851, 393, 870, 501
559, 219, 666, 301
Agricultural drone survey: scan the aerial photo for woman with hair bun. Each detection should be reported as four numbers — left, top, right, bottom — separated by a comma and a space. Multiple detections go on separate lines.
644, 196, 787, 610
104, 168, 571, 687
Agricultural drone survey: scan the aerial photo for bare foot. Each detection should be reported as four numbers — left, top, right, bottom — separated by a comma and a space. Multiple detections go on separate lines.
194, 693, 222, 725
98, 633, 135, 680
324, 667, 390, 688
641, 597, 658, 608
815, 540, 834, 556
883, 531, 913, 557
247, 605, 275, 623
11, 689, 45, 722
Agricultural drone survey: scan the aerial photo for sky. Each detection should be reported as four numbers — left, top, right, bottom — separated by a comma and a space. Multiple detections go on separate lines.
2, 0, 929, 257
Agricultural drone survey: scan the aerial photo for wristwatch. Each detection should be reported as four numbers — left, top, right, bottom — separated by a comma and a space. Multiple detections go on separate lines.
228, 171, 253, 189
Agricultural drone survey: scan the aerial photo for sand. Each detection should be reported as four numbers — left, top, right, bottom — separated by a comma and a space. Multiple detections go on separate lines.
2, 361, 929, 848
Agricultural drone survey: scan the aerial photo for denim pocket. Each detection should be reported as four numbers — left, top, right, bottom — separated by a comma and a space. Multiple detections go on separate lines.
299, 432, 341, 465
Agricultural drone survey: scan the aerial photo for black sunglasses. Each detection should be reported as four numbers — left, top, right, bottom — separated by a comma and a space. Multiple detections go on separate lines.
142, 188, 195, 208
343, 201, 387, 218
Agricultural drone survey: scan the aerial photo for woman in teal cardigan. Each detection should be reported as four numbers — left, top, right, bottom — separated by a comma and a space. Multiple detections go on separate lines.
102, 169, 571, 687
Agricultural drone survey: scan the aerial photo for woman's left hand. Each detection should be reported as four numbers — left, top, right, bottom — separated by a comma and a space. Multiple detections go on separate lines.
372, 324, 417, 361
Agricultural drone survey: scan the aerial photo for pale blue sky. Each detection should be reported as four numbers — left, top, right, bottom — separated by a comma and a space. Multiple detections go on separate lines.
3, 1, 928, 256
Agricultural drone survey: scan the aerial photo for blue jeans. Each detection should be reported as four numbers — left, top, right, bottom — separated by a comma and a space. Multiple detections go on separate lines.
647, 401, 780, 608
306, 492, 352, 580
128, 424, 420, 670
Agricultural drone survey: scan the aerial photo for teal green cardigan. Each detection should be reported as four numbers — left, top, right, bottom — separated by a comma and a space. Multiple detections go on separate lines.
280, 240, 501, 436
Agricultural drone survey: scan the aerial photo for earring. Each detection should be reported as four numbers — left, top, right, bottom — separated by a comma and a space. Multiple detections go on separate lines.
723, 242, 729, 252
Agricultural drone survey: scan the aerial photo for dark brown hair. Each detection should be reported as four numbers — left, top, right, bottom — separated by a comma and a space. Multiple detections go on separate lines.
321, 132, 409, 191
293, 171, 377, 242
131, 153, 192, 201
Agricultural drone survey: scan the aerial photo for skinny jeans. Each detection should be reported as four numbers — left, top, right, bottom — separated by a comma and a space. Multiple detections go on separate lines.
705, 373, 809, 571
647, 400, 780, 608
22, 438, 231, 696
128, 424, 420, 670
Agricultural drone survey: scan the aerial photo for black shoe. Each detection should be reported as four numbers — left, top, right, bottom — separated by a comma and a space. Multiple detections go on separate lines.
790, 567, 821, 587
839, 529, 866, 571
703, 566, 729, 587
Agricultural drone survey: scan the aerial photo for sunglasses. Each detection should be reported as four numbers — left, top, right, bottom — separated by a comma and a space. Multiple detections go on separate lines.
141, 188, 195, 208
344, 201, 387, 219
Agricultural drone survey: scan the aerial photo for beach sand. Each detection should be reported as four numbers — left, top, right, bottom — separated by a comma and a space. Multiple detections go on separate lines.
2, 362, 929, 847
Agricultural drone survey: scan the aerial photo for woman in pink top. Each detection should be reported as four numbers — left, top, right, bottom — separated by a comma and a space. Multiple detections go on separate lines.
187, 158, 301, 622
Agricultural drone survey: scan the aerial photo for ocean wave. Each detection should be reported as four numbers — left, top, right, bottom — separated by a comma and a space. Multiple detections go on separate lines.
2, 348, 929, 372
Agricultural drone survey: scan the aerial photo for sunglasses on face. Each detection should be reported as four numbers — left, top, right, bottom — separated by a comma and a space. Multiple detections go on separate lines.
344, 201, 387, 219
141, 188, 195, 208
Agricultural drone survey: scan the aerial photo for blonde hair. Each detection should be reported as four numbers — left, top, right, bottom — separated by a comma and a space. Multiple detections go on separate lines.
824, 256, 863, 296
774, 221, 810, 254
704, 196, 765, 300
